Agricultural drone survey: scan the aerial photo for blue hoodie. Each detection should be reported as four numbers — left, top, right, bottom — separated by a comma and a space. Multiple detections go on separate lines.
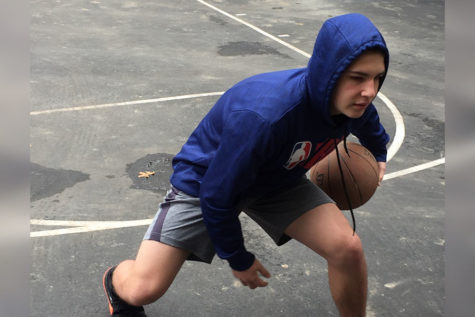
170, 13, 390, 271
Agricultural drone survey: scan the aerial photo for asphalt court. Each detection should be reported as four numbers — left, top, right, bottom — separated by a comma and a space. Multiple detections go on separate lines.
30, 1, 445, 316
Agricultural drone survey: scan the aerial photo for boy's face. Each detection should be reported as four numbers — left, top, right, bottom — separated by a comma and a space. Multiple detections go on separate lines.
330, 51, 386, 118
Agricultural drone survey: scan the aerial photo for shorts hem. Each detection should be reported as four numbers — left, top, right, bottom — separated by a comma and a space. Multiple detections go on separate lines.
144, 234, 215, 264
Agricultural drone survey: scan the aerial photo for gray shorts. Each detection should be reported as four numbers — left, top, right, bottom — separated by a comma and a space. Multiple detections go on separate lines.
144, 177, 335, 263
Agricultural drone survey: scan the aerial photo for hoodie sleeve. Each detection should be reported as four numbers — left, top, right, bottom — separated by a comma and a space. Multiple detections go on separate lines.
200, 110, 272, 271
350, 104, 390, 162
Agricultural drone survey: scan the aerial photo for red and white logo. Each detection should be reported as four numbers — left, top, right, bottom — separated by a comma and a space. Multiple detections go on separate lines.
284, 141, 312, 170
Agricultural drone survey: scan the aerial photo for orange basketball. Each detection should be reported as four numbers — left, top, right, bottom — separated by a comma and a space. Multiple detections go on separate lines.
309, 142, 379, 210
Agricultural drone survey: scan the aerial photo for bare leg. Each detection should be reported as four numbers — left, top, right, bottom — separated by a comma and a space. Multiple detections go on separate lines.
285, 203, 367, 317
328, 255, 367, 316
112, 240, 190, 306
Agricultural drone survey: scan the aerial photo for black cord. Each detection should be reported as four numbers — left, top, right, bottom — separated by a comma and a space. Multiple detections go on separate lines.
334, 138, 356, 235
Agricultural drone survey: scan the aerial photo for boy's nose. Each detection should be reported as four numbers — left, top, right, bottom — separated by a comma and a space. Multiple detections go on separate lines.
361, 80, 377, 98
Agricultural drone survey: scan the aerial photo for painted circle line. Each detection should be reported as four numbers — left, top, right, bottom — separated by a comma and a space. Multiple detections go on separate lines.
30, 1, 444, 237
195, 0, 405, 161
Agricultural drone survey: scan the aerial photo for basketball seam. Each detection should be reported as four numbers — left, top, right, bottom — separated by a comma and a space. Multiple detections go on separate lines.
310, 143, 378, 210
341, 154, 363, 207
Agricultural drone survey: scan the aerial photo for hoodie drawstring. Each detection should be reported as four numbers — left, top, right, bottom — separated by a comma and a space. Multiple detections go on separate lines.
334, 137, 356, 235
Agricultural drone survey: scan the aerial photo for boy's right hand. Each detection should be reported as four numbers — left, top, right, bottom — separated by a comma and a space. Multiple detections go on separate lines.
232, 258, 271, 289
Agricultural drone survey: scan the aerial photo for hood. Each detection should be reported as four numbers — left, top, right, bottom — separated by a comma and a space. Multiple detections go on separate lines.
306, 13, 390, 125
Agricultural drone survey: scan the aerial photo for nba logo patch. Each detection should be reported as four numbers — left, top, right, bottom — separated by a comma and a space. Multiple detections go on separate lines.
284, 141, 312, 170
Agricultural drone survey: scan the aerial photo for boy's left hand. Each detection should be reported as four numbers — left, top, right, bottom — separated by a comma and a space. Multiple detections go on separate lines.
232, 258, 271, 289
377, 162, 386, 185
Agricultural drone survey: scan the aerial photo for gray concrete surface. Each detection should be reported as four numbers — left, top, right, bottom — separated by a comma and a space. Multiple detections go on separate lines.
30, 0, 444, 316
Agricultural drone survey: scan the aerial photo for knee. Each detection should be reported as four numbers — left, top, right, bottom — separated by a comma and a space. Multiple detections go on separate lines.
124, 278, 169, 306
327, 234, 365, 268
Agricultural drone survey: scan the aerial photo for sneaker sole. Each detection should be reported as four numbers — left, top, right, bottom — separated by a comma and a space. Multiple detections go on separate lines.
102, 267, 114, 316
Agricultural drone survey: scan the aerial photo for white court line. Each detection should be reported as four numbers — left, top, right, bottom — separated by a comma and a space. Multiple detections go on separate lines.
30, 219, 153, 238
30, 92, 225, 116
31, 0, 406, 161
378, 93, 405, 162
195, 0, 404, 162
30, 158, 445, 238
30, 2, 442, 238
383, 157, 445, 181
196, 0, 312, 58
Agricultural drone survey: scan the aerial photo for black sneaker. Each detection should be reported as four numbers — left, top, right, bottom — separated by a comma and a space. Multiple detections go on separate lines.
102, 266, 147, 317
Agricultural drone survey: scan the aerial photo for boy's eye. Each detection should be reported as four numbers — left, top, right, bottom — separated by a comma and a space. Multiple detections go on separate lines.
375, 75, 385, 83
349, 76, 364, 81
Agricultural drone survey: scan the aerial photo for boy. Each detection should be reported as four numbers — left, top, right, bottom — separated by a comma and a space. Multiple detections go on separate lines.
103, 13, 390, 317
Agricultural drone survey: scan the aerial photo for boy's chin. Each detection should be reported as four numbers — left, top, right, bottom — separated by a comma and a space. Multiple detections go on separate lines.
344, 108, 367, 119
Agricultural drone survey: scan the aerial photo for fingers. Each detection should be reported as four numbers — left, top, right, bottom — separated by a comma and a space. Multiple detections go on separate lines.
243, 276, 268, 289
258, 265, 271, 279
377, 162, 386, 186
232, 259, 271, 289
239, 273, 268, 289
251, 260, 271, 288
378, 170, 384, 185
253, 276, 269, 288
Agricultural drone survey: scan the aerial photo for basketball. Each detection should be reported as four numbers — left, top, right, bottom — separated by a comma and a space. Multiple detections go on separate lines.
309, 142, 379, 210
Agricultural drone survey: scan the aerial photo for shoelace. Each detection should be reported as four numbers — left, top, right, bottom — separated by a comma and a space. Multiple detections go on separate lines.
334, 137, 356, 235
